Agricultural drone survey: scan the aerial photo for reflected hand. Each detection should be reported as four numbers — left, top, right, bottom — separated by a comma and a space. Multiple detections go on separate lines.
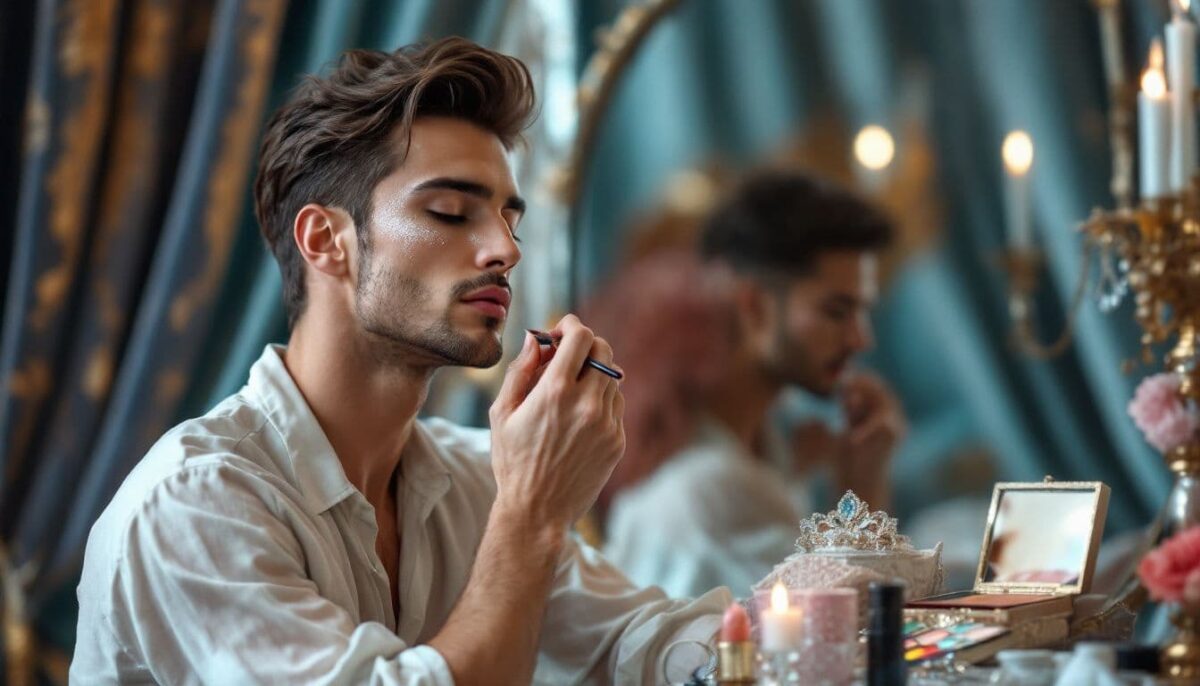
833, 371, 905, 508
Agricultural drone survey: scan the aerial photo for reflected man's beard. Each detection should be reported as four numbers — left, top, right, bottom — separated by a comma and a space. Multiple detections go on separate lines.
355, 253, 504, 368
765, 325, 833, 398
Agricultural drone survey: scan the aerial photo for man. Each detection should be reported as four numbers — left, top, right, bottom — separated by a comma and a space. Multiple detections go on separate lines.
604, 170, 907, 599
71, 38, 731, 684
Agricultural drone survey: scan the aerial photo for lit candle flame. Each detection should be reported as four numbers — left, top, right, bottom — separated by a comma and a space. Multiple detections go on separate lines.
1142, 40, 1167, 98
1177, 0, 1191, 16
1150, 38, 1165, 70
1002, 130, 1034, 177
853, 125, 895, 171
770, 582, 790, 613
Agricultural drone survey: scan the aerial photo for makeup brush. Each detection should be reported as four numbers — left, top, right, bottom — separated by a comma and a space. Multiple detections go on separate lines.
527, 329, 623, 380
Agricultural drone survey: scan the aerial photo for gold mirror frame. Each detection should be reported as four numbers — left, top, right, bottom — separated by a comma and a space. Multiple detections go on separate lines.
542, 0, 684, 308
974, 480, 1111, 597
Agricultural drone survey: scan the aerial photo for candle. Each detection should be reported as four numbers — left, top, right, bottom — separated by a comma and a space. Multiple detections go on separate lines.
1166, 0, 1196, 192
1002, 130, 1034, 249
760, 582, 803, 653
1098, 1, 1125, 90
792, 589, 859, 686
1140, 40, 1172, 199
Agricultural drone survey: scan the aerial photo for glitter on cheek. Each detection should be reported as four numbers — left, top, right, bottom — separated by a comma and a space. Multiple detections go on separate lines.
370, 195, 450, 254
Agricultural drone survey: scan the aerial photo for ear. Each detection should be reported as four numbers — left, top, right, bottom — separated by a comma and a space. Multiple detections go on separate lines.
733, 277, 772, 333
293, 203, 355, 278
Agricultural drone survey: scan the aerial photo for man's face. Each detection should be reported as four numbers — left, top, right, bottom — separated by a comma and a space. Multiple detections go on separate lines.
353, 117, 523, 368
752, 251, 878, 397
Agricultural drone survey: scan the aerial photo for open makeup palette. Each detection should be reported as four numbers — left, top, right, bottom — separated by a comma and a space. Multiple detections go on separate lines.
904, 479, 1111, 661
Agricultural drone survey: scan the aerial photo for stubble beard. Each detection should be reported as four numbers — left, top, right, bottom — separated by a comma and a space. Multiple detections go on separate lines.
763, 325, 836, 399
355, 251, 504, 369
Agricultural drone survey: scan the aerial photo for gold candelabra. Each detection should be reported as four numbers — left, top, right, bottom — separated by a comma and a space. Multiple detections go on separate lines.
1005, 1, 1200, 454
1003, 0, 1200, 654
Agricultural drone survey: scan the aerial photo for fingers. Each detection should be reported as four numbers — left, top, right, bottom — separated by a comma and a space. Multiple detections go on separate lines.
842, 372, 900, 427
846, 413, 902, 461
544, 315, 596, 385
603, 369, 620, 417
579, 336, 615, 386
492, 332, 540, 413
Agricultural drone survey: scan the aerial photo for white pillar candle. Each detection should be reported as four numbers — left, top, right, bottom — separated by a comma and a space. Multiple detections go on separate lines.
760, 583, 804, 653
1166, 0, 1196, 192
1002, 131, 1034, 249
1141, 40, 1172, 200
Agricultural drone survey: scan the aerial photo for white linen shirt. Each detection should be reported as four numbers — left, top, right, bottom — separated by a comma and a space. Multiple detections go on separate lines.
604, 418, 808, 600
71, 345, 729, 685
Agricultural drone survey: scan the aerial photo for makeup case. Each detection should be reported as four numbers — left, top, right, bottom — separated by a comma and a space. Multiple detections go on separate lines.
904, 478, 1111, 662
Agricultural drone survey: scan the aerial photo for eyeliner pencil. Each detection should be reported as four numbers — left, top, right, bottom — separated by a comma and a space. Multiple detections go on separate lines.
527, 329, 624, 380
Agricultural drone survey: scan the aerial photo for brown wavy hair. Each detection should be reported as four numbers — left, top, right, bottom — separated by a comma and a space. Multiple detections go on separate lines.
254, 37, 536, 328
584, 249, 737, 516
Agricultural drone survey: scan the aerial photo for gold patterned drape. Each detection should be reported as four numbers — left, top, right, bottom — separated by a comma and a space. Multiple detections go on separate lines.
0, 1, 287, 683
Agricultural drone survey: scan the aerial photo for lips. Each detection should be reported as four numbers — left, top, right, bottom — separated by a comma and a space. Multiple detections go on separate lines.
461, 286, 511, 318
827, 357, 851, 379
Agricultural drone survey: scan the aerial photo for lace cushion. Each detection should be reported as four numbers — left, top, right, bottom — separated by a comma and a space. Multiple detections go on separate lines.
755, 545, 945, 627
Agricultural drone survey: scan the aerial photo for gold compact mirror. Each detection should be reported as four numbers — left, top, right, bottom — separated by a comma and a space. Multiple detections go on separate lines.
975, 480, 1110, 596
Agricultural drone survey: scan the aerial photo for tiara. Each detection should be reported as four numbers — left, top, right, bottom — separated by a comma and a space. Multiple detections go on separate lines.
794, 490, 912, 553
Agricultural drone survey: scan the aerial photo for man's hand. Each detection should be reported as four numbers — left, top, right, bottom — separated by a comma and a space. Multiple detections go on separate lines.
833, 371, 905, 509
430, 314, 625, 685
790, 371, 905, 509
489, 313, 626, 536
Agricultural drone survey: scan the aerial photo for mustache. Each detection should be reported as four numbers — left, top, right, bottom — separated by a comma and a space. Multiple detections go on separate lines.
451, 273, 511, 299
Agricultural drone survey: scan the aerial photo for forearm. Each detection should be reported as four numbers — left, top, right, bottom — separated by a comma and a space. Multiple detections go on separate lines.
427, 500, 563, 684
833, 459, 890, 511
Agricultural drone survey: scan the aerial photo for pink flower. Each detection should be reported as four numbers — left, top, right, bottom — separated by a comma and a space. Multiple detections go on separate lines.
1128, 373, 1199, 453
1138, 527, 1200, 603
1185, 569, 1200, 606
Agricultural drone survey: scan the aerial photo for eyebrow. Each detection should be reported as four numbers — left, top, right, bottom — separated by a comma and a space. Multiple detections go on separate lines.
412, 177, 526, 214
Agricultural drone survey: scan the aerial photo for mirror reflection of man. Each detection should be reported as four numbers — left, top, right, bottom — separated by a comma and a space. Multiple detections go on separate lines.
71, 38, 735, 685
605, 171, 908, 599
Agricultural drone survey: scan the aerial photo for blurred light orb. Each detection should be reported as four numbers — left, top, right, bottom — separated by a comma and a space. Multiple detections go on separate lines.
853, 125, 895, 171
1002, 130, 1034, 177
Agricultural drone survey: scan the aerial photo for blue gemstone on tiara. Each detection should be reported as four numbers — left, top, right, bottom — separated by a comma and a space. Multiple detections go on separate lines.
838, 493, 857, 520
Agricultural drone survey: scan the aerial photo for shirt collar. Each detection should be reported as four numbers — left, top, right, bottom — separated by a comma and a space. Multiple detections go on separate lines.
694, 415, 746, 454
246, 345, 358, 515
246, 345, 454, 517
695, 413, 788, 464
400, 422, 452, 506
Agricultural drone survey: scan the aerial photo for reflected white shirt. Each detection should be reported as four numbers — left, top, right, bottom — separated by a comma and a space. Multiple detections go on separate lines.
71, 345, 728, 685
605, 418, 808, 600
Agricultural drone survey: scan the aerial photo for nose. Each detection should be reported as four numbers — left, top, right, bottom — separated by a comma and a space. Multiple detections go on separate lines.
847, 312, 874, 353
476, 215, 521, 271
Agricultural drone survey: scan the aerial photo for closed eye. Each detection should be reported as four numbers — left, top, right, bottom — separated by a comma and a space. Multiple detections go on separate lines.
427, 210, 467, 225
822, 305, 852, 321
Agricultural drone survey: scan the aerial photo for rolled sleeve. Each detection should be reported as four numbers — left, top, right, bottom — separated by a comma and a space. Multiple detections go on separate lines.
534, 533, 730, 685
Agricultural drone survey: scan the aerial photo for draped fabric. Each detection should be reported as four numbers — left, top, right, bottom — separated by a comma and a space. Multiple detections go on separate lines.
0, 1, 289, 680
0, 0, 1181, 681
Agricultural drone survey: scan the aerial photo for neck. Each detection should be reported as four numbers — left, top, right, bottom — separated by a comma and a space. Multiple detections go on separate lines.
284, 313, 434, 505
705, 352, 780, 454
